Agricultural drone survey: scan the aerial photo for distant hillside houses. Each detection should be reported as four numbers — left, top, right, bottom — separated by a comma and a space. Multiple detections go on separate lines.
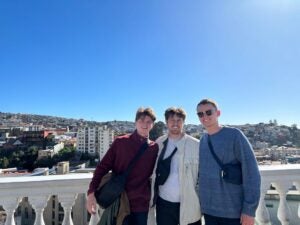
0, 112, 299, 151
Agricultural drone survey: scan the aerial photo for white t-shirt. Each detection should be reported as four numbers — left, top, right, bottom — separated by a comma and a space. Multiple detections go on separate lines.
158, 138, 180, 203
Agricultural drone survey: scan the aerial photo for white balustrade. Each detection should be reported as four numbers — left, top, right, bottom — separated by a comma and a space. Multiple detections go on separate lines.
255, 182, 271, 225
258, 164, 300, 225
0, 174, 92, 225
0, 165, 299, 225
58, 193, 78, 225
272, 182, 292, 225
293, 181, 300, 219
1, 197, 21, 225
28, 195, 50, 225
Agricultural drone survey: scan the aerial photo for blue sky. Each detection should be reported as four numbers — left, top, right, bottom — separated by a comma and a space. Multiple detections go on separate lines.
1, 1, 299, 126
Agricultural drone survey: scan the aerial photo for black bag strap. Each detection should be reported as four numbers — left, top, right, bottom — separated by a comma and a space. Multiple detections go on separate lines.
157, 138, 168, 163
167, 147, 178, 159
207, 135, 224, 170
152, 138, 177, 207
157, 138, 178, 163
123, 141, 149, 177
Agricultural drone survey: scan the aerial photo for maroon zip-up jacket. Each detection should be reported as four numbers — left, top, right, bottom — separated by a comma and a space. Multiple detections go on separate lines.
87, 130, 159, 212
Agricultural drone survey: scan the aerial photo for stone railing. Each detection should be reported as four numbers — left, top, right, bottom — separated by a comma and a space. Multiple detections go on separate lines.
0, 174, 100, 225
0, 165, 300, 225
255, 164, 300, 225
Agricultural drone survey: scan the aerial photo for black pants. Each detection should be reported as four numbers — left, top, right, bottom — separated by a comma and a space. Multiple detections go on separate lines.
156, 196, 201, 225
122, 211, 148, 225
204, 214, 240, 225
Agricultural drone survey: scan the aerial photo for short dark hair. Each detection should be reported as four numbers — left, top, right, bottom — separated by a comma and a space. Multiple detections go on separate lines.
164, 107, 186, 121
135, 107, 156, 122
197, 98, 219, 110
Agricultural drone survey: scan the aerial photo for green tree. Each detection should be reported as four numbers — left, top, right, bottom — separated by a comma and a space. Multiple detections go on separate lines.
0, 157, 9, 168
10, 152, 21, 167
80, 152, 93, 161
45, 134, 55, 147
150, 121, 166, 141
52, 147, 76, 163
35, 157, 55, 168
28, 146, 39, 155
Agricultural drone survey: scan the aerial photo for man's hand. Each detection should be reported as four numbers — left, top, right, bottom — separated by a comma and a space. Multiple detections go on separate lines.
240, 214, 255, 225
86, 193, 97, 215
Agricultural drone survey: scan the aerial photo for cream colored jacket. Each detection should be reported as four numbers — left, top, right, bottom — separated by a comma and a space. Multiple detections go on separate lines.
149, 134, 201, 225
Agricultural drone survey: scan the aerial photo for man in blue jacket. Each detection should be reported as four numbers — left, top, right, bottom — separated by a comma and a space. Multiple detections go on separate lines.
196, 98, 261, 225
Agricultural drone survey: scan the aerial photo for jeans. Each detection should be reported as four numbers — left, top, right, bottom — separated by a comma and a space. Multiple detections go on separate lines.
203, 214, 240, 225
122, 211, 148, 225
156, 196, 201, 225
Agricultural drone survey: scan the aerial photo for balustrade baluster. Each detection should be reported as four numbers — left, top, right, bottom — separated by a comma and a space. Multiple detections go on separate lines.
293, 181, 300, 219
28, 195, 50, 225
256, 182, 271, 225
1, 197, 21, 225
58, 193, 78, 225
272, 182, 292, 225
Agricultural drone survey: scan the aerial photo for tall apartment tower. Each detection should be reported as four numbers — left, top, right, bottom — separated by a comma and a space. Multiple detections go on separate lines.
76, 126, 114, 160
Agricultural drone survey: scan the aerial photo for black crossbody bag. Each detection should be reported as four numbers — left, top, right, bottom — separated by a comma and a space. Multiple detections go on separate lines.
95, 141, 149, 208
207, 136, 243, 185
155, 145, 178, 186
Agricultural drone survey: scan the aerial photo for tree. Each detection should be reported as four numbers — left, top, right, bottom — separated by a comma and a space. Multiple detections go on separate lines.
50, 147, 76, 165
10, 152, 21, 167
149, 121, 166, 140
28, 146, 39, 155
45, 134, 55, 147
34, 157, 55, 168
0, 157, 9, 168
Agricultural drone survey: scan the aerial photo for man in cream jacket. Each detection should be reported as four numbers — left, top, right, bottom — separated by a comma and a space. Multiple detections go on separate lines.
150, 107, 201, 225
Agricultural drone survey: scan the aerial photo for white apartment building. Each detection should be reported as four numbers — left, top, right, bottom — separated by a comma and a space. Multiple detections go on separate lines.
76, 126, 114, 159
24, 125, 44, 131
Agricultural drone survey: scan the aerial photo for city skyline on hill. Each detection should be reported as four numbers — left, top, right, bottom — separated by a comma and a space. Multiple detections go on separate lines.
0, 111, 297, 128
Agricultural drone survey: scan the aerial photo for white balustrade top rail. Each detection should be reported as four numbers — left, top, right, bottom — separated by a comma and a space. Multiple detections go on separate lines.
0, 165, 299, 225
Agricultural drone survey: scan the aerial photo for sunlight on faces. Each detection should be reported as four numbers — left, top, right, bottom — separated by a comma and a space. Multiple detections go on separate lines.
166, 115, 184, 136
197, 104, 219, 128
135, 115, 154, 138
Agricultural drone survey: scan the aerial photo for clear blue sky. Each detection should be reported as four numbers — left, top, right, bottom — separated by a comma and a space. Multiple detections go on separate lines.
1, 1, 299, 126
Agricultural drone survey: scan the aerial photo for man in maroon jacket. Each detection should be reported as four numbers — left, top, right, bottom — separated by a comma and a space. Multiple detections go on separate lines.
86, 107, 159, 225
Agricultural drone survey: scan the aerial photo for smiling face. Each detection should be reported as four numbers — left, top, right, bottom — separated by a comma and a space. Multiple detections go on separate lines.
197, 103, 220, 133
135, 115, 154, 138
166, 114, 184, 139
164, 107, 186, 139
